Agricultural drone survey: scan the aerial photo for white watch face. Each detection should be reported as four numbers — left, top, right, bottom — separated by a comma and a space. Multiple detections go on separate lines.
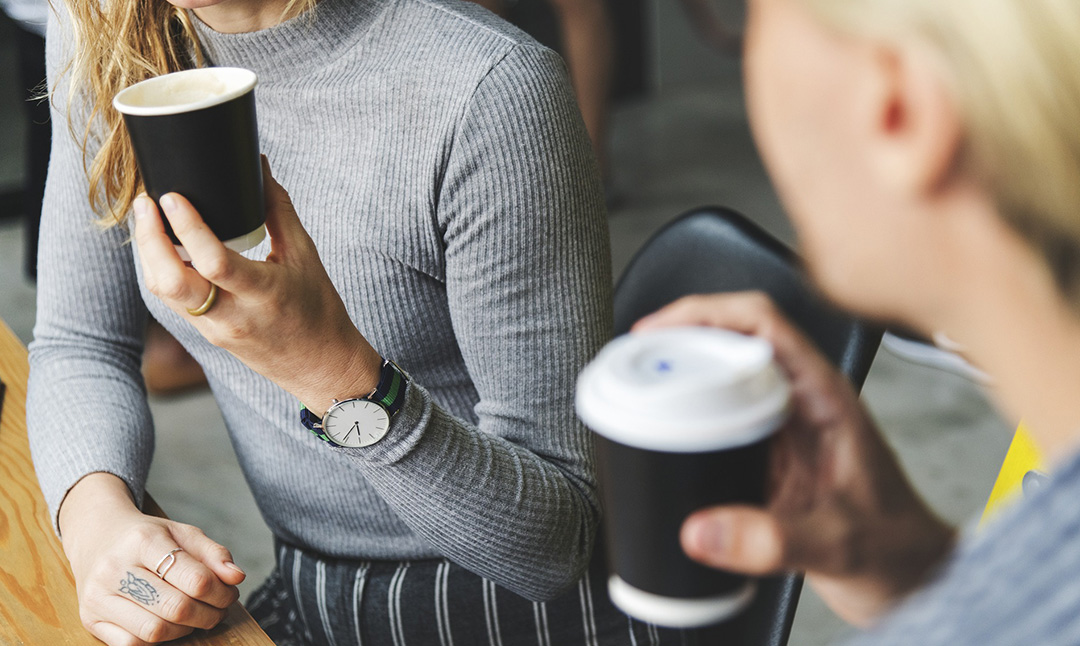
322, 399, 391, 448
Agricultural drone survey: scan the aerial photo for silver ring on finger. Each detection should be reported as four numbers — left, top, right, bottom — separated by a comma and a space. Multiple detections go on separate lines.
154, 548, 184, 581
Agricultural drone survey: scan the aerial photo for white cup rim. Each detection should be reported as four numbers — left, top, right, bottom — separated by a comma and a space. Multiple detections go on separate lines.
608, 576, 757, 628
575, 327, 792, 452
113, 67, 258, 117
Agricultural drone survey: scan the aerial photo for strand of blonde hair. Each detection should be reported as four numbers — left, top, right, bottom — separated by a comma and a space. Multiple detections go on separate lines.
62, 0, 203, 228
58, 0, 314, 229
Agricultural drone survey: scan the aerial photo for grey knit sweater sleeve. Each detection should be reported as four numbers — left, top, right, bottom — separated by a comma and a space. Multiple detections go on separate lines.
28, 7, 155, 519
28, 0, 612, 603
844, 450, 1080, 646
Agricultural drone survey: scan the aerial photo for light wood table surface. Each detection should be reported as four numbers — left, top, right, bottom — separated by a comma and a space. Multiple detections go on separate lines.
0, 319, 274, 645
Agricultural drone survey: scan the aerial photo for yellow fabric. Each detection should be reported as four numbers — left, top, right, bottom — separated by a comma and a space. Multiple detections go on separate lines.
981, 423, 1044, 525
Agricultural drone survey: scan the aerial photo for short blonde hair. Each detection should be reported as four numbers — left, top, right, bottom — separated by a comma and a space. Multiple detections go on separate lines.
803, 0, 1080, 307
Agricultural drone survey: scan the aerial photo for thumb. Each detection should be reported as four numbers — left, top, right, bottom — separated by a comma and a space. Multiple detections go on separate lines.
171, 523, 246, 586
681, 506, 787, 575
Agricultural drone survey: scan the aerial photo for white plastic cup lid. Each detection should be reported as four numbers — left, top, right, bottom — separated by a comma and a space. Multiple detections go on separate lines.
113, 67, 257, 117
576, 327, 791, 452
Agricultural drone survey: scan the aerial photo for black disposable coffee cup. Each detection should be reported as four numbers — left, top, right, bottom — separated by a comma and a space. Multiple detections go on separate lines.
576, 327, 791, 628
113, 67, 266, 260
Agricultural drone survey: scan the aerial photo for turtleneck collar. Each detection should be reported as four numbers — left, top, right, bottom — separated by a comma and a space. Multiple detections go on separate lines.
190, 0, 390, 82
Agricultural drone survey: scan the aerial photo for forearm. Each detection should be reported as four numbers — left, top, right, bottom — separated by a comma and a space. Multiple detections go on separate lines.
340, 383, 599, 602
32, 0, 156, 535
323, 41, 611, 601
29, 317, 154, 534
431, 42, 607, 598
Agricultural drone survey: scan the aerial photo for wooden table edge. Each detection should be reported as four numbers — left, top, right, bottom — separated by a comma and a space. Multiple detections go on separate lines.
0, 318, 275, 645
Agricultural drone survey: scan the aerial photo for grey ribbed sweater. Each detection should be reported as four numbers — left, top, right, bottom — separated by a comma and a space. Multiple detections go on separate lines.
28, 0, 612, 602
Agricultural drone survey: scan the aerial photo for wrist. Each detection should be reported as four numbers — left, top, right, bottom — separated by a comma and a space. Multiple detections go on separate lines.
58, 472, 140, 544
851, 515, 956, 627
300, 341, 383, 418
808, 510, 955, 628
889, 515, 955, 594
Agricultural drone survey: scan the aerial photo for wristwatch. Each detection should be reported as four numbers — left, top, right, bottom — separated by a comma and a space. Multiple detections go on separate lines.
300, 359, 408, 448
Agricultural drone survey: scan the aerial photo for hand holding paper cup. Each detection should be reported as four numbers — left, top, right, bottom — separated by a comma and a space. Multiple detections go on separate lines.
113, 67, 266, 260
576, 327, 791, 628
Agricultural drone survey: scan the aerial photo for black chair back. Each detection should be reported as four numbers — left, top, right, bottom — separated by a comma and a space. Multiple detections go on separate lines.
613, 206, 883, 646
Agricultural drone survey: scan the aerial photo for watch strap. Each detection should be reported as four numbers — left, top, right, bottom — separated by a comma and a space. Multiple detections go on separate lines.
369, 359, 407, 417
300, 405, 334, 443
300, 405, 324, 432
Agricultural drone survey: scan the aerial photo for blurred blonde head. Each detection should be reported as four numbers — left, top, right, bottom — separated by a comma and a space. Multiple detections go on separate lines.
802, 0, 1080, 309
58, 0, 314, 227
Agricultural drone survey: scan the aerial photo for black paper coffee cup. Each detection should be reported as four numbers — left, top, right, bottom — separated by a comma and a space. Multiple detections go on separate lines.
114, 67, 265, 260
576, 327, 791, 628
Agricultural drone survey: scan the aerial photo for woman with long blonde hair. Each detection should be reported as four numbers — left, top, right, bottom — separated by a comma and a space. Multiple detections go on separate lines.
638, 0, 1080, 643
28, 0, 681, 644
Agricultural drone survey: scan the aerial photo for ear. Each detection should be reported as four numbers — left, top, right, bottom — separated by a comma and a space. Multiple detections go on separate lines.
864, 44, 963, 199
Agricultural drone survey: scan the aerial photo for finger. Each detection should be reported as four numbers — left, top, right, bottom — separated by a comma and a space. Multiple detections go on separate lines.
680, 506, 787, 576
133, 195, 211, 312
156, 549, 240, 610
115, 566, 227, 630
682, 504, 862, 578
169, 524, 246, 603
261, 156, 316, 256
633, 292, 845, 404
158, 192, 260, 294
632, 292, 822, 367
139, 530, 236, 609
98, 591, 196, 643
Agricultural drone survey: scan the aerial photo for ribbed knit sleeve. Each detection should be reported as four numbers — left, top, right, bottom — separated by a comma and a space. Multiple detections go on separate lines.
27, 6, 154, 534
336, 43, 613, 601
846, 450, 1080, 646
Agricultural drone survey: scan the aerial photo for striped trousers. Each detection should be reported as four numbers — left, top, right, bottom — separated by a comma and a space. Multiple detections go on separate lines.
247, 541, 696, 646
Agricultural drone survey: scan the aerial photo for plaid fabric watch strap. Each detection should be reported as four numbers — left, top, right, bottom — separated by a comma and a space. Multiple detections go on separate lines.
299, 358, 407, 436
299, 410, 335, 443
369, 359, 407, 417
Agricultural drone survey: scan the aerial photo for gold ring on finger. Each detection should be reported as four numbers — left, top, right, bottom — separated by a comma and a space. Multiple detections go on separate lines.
186, 283, 218, 317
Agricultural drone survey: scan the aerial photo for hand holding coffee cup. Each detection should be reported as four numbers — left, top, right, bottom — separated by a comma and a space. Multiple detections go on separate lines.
576, 325, 792, 628
118, 67, 386, 410
114, 67, 266, 260
632, 292, 956, 628
130, 157, 384, 423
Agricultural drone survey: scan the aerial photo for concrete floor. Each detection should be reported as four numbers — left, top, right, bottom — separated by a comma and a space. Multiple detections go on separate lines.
0, 4, 1013, 645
